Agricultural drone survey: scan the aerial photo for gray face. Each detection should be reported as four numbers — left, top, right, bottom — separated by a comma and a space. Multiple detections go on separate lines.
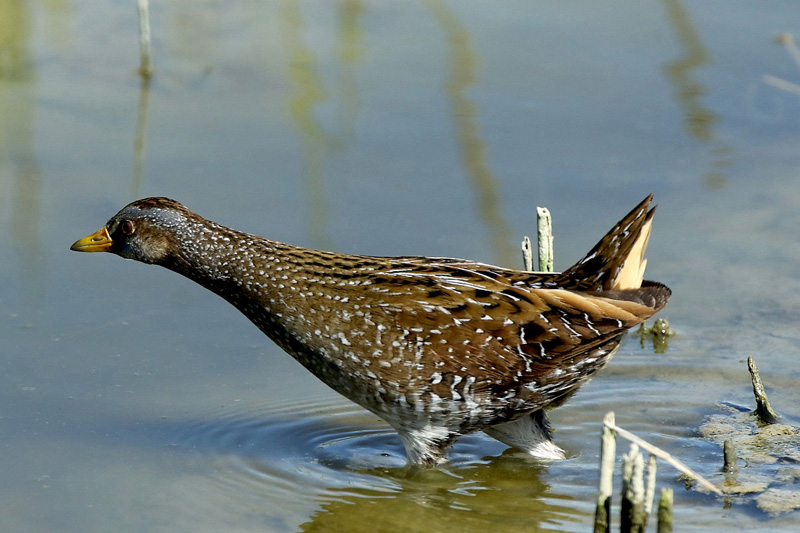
107, 205, 189, 264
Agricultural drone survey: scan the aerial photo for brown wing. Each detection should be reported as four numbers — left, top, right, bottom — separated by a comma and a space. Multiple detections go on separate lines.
346, 193, 668, 410
367, 268, 669, 409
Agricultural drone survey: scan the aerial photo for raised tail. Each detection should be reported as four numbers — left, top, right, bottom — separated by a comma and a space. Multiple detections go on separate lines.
559, 194, 660, 293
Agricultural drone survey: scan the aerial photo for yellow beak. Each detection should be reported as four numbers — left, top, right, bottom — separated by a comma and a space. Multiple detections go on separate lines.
70, 226, 113, 253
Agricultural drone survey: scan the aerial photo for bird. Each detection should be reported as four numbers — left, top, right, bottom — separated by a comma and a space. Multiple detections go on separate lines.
71, 194, 670, 465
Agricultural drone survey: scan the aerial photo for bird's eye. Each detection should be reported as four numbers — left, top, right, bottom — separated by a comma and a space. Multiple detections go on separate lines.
120, 220, 135, 235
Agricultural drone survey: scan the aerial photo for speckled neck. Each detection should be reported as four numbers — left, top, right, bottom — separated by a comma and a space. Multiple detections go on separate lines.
158, 212, 297, 317
155, 210, 387, 399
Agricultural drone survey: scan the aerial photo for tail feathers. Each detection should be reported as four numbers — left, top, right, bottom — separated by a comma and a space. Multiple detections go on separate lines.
599, 280, 672, 315
612, 215, 652, 290
559, 194, 656, 292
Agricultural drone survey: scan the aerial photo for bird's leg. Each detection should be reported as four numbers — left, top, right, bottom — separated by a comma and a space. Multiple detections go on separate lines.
397, 425, 458, 466
483, 410, 566, 460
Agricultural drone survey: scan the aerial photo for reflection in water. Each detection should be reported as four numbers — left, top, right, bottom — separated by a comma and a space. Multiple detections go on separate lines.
660, 0, 731, 190
41, 0, 72, 50
301, 459, 583, 533
0, 0, 32, 80
281, 0, 333, 249
166, 396, 583, 532
0, 0, 45, 308
424, 0, 518, 269
335, 0, 364, 145
302, 464, 582, 532
280, 0, 365, 251
279, 0, 516, 266
131, 75, 152, 198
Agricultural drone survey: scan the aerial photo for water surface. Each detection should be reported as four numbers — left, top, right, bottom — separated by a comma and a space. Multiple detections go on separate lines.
3, 1, 800, 531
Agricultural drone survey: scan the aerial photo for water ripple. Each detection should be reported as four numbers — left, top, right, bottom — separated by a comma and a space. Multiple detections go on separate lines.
164, 394, 516, 513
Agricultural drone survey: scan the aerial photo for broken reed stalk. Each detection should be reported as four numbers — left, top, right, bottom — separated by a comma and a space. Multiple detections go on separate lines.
656, 488, 673, 533
521, 236, 534, 272
137, 0, 153, 77
522, 206, 554, 273
603, 415, 723, 495
593, 411, 616, 533
644, 454, 657, 525
722, 439, 737, 473
621, 443, 646, 533
747, 356, 780, 424
536, 207, 553, 272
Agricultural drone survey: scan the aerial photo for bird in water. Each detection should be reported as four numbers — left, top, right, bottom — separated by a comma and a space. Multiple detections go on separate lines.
71, 195, 670, 465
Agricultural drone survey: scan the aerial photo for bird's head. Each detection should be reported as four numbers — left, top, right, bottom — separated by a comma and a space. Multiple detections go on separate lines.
70, 197, 192, 265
